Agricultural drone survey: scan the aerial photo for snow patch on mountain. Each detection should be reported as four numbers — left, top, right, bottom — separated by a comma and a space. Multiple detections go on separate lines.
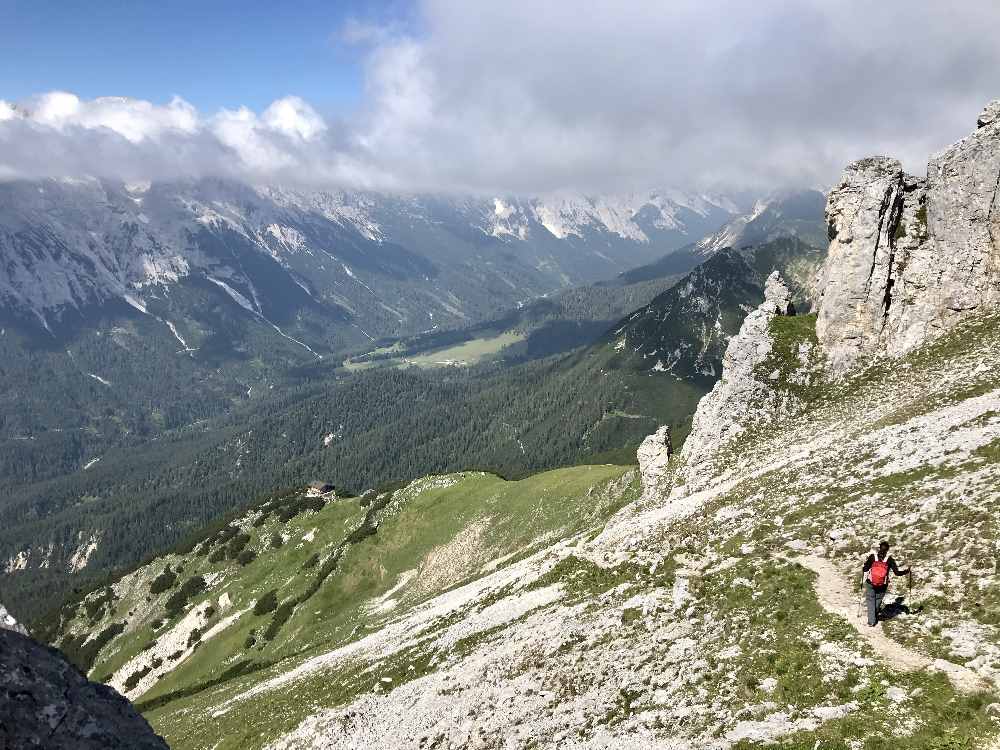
480, 191, 739, 244
263, 224, 308, 254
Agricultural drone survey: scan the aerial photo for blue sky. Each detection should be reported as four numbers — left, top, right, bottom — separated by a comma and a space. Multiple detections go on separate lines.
0, 0, 400, 113
0, 1, 996, 193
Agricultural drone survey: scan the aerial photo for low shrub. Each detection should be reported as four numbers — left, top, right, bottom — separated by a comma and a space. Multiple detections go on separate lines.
237, 549, 257, 566
149, 566, 177, 595
226, 533, 252, 559
263, 601, 296, 641
123, 664, 153, 692
164, 576, 207, 617
254, 590, 278, 616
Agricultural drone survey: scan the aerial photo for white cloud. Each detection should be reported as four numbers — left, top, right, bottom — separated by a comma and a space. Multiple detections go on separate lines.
261, 97, 327, 141
211, 106, 295, 172
26, 91, 198, 143
1, 0, 999, 193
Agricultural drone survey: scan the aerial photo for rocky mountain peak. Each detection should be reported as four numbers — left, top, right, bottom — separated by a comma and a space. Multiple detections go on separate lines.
816, 100, 1000, 373
763, 269, 795, 316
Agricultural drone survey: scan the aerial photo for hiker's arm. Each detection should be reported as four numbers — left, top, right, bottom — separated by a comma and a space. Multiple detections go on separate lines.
889, 558, 910, 576
862, 555, 874, 573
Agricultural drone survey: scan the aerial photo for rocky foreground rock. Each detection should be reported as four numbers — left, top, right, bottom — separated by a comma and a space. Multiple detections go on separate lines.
0, 604, 168, 749
817, 100, 1000, 373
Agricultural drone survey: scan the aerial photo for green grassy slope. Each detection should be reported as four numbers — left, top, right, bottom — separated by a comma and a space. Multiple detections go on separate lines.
256, 311, 1000, 748
51, 464, 639, 748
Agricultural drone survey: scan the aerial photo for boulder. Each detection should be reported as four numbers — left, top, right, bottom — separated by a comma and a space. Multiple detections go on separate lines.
977, 99, 1000, 129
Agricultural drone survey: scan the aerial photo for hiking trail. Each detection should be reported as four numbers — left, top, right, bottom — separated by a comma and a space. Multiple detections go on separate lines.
794, 555, 992, 695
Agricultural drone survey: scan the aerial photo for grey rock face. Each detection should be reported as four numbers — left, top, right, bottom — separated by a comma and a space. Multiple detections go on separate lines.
681, 271, 798, 472
0, 628, 168, 749
977, 100, 1000, 129
637, 425, 672, 499
814, 157, 908, 372
816, 104, 1000, 372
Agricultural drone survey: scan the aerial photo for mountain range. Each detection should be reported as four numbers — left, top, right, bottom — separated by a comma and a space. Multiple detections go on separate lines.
0, 180, 739, 337
0, 185, 822, 615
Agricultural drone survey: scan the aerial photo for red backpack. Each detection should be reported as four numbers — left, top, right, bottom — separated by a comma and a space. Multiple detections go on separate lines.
870, 559, 889, 587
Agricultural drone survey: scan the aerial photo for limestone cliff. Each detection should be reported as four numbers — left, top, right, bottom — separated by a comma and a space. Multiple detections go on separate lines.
817, 100, 1000, 372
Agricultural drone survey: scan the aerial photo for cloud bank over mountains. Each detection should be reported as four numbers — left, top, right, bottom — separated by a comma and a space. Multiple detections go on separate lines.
2, 0, 998, 194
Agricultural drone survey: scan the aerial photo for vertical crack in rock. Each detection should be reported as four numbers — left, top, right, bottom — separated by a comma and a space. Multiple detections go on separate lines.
879, 186, 907, 326
986, 163, 1000, 281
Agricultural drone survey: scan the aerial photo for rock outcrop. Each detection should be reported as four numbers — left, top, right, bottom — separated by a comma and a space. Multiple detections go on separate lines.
680, 270, 797, 473
977, 99, 1000, 129
0, 625, 168, 749
817, 101, 1000, 372
637, 425, 672, 499
763, 270, 796, 316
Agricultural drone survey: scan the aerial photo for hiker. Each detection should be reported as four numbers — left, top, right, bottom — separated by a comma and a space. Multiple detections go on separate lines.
862, 540, 910, 627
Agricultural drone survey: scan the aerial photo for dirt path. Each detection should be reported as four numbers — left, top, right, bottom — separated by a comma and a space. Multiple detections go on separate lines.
794, 555, 992, 695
